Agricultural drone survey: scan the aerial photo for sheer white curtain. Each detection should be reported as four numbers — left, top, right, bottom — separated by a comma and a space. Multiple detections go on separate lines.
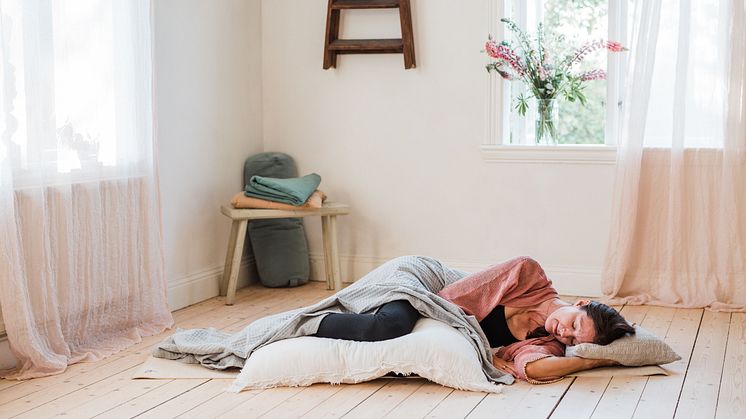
0, 0, 173, 378
603, 0, 746, 310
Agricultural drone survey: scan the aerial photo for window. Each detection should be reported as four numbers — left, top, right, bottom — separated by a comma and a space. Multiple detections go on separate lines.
638, 0, 727, 149
1, 0, 154, 187
485, 0, 629, 150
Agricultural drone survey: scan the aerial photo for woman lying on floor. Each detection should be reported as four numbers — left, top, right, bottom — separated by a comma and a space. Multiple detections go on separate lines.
154, 256, 634, 387
314, 257, 634, 384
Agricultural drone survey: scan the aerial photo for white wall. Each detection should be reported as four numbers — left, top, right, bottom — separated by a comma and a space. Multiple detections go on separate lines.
261, 0, 616, 296
155, 0, 263, 309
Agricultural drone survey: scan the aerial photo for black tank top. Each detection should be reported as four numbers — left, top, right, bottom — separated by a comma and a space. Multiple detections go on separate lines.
479, 305, 519, 348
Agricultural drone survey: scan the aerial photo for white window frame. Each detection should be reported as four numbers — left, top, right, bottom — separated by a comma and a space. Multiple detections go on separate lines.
482, 0, 627, 164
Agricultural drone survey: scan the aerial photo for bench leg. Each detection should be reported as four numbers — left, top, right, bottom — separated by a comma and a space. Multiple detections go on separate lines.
221, 219, 249, 305
327, 215, 342, 291
321, 216, 334, 290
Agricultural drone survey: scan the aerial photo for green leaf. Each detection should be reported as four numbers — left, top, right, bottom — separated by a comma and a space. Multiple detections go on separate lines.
516, 94, 529, 116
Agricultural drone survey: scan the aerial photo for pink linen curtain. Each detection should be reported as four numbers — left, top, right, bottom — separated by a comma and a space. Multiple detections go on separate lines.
0, 0, 173, 379
603, 0, 746, 311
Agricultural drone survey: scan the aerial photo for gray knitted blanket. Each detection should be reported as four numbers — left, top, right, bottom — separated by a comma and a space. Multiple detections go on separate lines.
152, 255, 514, 390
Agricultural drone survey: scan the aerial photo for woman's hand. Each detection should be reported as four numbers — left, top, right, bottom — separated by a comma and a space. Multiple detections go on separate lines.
492, 354, 517, 376
589, 358, 621, 368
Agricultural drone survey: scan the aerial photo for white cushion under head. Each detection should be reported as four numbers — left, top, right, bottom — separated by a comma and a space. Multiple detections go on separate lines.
232, 318, 501, 393
565, 324, 681, 366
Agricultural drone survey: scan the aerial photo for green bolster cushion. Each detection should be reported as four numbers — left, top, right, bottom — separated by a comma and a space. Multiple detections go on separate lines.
244, 152, 310, 288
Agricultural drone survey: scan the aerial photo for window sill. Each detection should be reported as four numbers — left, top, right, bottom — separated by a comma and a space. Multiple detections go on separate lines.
480, 144, 618, 165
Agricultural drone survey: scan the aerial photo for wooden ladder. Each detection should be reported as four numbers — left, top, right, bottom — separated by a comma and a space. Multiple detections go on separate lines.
323, 0, 416, 69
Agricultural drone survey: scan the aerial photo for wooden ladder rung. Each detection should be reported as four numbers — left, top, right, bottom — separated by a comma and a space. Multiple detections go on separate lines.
328, 39, 403, 54
331, 0, 400, 10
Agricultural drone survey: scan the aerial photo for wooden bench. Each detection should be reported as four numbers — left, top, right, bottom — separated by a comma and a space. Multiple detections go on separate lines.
219, 202, 351, 305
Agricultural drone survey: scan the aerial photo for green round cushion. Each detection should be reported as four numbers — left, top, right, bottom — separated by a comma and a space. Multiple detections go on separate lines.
244, 152, 310, 288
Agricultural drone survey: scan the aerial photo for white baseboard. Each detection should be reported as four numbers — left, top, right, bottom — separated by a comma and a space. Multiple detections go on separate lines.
167, 258, 256, 311
309, 253, 602, 298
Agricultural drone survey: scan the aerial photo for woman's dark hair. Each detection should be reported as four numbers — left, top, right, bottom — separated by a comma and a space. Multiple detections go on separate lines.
581, 301, 635, 345
525, 301, 635, 345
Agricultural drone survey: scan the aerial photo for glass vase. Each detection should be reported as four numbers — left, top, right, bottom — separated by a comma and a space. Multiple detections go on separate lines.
535, 98, 558, 145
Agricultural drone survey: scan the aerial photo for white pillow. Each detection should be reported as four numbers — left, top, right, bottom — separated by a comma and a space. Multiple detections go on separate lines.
228, 318, 502, 393
565, 324, 681, 366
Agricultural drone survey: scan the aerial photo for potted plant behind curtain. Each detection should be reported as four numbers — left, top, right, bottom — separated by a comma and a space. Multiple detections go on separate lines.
485, 18, 627, 145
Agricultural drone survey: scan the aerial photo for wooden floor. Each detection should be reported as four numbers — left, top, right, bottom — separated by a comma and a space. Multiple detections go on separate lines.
0, 281, 744, 419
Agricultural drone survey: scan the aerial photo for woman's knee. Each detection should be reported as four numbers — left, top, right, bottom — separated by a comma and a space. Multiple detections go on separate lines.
316, 300, 420, 342
369, 302, 419, 340
368, 316, 413, 340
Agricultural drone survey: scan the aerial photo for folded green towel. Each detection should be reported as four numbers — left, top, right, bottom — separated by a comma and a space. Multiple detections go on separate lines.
244, 173, 322, 206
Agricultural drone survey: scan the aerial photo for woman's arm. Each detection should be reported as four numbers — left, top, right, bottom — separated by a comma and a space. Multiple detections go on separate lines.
496, 340, 619, 384
525, 356, 618, 380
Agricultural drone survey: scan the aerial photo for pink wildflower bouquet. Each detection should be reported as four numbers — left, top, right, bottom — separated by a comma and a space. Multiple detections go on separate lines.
486, 18, 627, 117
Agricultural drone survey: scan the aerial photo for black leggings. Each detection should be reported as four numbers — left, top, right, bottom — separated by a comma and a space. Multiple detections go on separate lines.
315, 300, 420, 342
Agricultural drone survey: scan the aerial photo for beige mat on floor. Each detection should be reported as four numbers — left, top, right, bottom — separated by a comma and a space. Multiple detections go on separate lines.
133, 356, 239, 379
568, 365, 669, 377
134, 356, 668, 380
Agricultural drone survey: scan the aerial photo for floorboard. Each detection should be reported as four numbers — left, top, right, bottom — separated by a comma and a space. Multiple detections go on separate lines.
550, 376, 608, 419
259, 383, 344, 419
217, 385, 305, 418
465, 380, 532, 418
716, 313, 746, 419
589, 305, 662, 419
674, 310, 731, 419
300, 380, 389, 419
425, 389, 487, 418
96, 379, 208, 419
382, 381, 453, 418
631, 308, 701, 419
342, 378, 425, 418
136, 380, 231, 419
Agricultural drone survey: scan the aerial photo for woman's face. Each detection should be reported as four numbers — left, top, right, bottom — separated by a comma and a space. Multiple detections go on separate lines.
544, 300, 596, 346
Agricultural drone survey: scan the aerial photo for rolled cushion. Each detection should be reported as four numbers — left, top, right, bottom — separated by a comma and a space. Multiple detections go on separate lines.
244, 152, 298, 187
244, 152, 310, 288
565, 324, 681, 366
249, 219, 309, 288
231, 318, 502, 393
